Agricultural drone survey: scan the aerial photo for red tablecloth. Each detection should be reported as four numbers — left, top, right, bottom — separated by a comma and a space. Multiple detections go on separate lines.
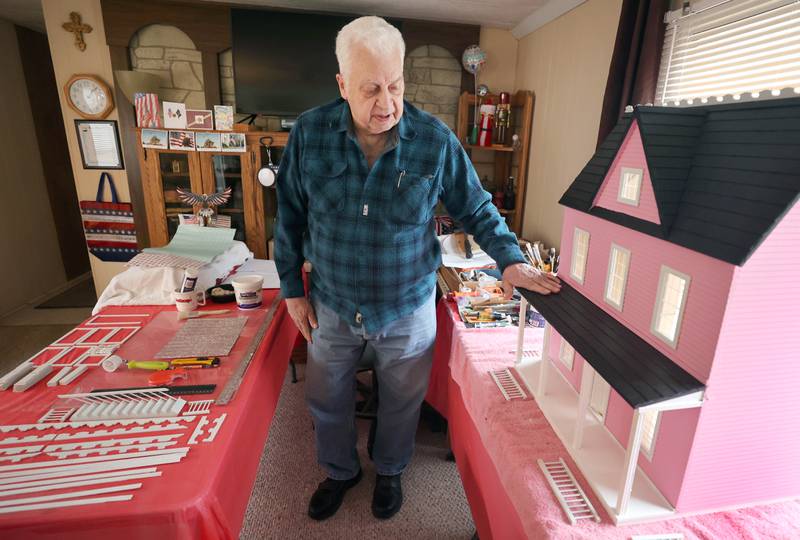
0, 290, 297, 539
427, 298, 800, 540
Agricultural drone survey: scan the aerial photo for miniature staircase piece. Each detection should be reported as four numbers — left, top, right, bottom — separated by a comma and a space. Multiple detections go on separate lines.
490, 368, 527, 401
188, 416, 209, 445
38, 408, 76, 424
0, 416, 193, 433
183, 400, 214, 416
59, 388, 186, 421
202, 414, 227, 443
538, 458, 600, 525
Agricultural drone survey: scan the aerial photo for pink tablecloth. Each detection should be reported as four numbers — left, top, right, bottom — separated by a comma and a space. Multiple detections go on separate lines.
0, 290, 298, 539
427, 299, 800, 540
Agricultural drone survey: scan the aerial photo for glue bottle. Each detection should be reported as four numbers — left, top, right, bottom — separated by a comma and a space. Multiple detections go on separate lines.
180, 268, 198, 293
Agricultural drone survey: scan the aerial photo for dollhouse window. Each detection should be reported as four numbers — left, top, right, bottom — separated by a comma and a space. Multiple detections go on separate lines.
651, 266, 691, 348
640, 409, 661, 460
617, 167, 642, 206
589, 372, 611, 421
604, 244, 631, 311
570, 228, 590, 284
559, 340, 575, 370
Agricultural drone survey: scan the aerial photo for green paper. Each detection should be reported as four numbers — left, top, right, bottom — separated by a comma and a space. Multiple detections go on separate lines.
144, 224, 236, 262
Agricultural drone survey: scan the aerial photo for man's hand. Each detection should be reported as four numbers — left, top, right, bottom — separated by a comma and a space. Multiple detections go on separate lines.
501, 263, 561, 299
286, 297, 318, 342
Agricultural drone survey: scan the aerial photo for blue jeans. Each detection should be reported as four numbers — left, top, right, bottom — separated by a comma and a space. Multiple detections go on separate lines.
306, 293, 437, 480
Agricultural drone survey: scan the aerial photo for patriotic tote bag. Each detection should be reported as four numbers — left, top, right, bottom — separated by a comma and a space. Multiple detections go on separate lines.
80, 172, 139, 262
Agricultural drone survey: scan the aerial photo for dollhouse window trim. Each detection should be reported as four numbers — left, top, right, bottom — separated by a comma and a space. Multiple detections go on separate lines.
604, 244, 631, 312
559, 339, 575, 370
639, 408, 662, 461
617, 167, 642, 206
570, 228, 590, 284
589, 372, 611, 422
651, 266, 691, 349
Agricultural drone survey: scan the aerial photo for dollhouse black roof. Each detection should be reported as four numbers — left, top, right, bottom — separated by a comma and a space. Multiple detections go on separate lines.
560, 97, 800, 265
522, 284, 705, 408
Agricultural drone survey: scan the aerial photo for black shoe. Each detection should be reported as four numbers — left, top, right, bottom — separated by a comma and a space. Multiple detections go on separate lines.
372, 473, 403, 519
308, 469, 362, 521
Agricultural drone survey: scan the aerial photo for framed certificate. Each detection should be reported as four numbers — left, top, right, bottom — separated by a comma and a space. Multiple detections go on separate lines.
74, 119, 124, 169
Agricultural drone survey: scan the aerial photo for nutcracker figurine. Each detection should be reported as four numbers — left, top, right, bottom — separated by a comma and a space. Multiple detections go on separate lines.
495, 92, 511, 145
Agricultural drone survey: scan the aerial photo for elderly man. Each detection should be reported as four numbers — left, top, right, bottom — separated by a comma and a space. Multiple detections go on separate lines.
275, 16, 560, 521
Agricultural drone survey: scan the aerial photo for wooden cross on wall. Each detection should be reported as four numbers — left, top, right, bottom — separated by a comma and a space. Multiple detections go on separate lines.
62, 12, 93, 52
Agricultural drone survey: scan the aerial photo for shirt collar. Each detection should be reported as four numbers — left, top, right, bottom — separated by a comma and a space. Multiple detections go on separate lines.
333, 99, 417, 142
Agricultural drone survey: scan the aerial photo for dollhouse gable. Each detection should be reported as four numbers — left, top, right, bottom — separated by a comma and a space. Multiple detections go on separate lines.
561, 98, 800, 265
591, 121, 661, 225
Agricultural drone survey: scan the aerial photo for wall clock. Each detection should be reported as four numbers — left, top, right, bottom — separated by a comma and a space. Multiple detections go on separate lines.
64, 74, 114, 120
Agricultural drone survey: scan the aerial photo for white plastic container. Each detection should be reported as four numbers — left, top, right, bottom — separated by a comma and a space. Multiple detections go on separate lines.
231, 275, 264, 310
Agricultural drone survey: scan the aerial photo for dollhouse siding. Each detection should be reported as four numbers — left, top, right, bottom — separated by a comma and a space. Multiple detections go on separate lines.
560, 208, 734, 383
592, 121, 662, 224
547, 329, 583, 390
604, 392, 701, 507
677, 202, 800, 511
550, 327, 699, 507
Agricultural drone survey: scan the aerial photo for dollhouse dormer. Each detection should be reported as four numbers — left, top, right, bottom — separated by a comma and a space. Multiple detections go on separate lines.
516, 97, 800, 525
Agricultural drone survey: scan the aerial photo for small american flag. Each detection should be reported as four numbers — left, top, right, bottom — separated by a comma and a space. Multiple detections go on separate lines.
135, 93, 162, 128
169, 131, 194, 149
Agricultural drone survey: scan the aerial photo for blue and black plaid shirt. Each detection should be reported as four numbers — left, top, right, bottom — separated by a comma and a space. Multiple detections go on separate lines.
275, 99, 526, 333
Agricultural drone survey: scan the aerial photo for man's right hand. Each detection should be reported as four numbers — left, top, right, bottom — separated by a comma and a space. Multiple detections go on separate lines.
286, 297, 318, 342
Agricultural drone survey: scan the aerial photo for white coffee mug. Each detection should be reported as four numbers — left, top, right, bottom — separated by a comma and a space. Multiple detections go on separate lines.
173, 289, 206, 314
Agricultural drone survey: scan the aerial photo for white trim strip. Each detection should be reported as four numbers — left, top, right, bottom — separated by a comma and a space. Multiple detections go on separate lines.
0, 468, 158, 491
0, 454, 185, 485
0, 447, 188, 474
0, 482, 141, 508
0, 471, 160, 498
0, 494, 133, 514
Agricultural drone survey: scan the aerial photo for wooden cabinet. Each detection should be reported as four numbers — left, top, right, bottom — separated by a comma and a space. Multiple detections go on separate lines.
136, 129, 288, 259
456, 91, 534, 236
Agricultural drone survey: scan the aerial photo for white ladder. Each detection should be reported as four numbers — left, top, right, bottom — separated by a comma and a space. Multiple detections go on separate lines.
538, 458, 600, 525
489, 368, 527, 401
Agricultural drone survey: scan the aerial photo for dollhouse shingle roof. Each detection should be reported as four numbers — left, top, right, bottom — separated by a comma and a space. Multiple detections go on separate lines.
560, 98, 800, 265
522, 283, 705, 408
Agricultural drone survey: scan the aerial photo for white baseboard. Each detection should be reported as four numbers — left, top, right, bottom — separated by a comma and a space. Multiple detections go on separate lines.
0, 272, 92, 321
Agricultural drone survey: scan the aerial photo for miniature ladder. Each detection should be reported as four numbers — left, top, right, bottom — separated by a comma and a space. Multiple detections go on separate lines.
489, 368, 527, 401
538, 458, 600, 525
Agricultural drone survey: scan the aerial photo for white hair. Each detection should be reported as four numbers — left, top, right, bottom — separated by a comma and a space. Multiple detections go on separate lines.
335, 16, 405, 77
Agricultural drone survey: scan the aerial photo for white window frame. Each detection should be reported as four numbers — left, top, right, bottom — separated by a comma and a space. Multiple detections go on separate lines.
559, 339, 575, 371
570, 228, 590, 285
651, 265, 692, 348
617, 167, 642, 206
639, 409, 662, 461
589, 372, 611, 422
604, 244, 631, 312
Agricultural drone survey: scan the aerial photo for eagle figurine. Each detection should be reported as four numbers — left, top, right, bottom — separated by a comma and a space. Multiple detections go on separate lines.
176, 186, 232, 227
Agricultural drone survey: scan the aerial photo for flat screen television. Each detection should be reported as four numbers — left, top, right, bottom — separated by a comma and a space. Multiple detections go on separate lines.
231, 9, 358, 117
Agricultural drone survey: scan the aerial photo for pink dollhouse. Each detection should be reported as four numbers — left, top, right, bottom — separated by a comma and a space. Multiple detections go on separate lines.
515, 97, 800, 524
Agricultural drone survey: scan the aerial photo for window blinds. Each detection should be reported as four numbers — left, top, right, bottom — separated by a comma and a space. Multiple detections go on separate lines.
655, 0, 800, 105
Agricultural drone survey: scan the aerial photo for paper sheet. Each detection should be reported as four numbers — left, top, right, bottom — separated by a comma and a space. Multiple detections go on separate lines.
438, 234, 496, 268
144, 224, 236, 262
224, 259, 281, 289
154, 316, 247, 358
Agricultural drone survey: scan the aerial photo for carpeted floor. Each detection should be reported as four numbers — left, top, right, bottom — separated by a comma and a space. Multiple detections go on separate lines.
240, 363, 475, 539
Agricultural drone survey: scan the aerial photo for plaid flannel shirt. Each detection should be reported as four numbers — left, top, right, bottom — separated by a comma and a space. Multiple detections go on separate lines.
275, 99, 526, 333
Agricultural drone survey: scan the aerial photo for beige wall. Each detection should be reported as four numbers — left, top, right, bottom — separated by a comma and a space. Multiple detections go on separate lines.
479, 27, 518, 93
0, 18, 67, 316
41, 0, 131, 296
515, 0, 623, 247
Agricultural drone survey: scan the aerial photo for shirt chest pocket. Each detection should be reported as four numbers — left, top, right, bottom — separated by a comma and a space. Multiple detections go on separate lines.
303, 159, 347, 213
391, 169, 438, 225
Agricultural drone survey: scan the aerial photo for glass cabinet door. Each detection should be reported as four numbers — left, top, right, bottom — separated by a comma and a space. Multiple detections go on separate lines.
210, 154, 246, 242
158, 153, 193, 239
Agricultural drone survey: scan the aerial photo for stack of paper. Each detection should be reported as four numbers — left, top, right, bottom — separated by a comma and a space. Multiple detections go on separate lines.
144, 224, 236, 262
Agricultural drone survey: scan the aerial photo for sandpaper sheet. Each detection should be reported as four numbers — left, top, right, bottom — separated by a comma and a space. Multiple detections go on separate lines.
155, 317, 248, 358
